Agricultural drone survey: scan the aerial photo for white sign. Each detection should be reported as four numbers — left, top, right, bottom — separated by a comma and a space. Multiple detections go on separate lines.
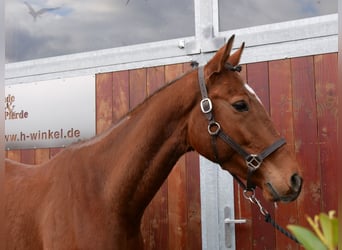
5, 75, 96, 149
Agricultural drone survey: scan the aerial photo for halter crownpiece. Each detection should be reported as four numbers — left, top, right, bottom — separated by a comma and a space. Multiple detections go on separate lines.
225, 63, 242, 72
197, 65, 286, 191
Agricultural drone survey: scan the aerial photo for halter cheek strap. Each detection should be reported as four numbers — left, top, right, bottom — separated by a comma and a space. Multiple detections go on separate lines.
197, 66, 286, 191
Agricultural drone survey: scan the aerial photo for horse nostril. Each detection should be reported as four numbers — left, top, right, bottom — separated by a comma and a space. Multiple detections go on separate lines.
290, 174, 302, 192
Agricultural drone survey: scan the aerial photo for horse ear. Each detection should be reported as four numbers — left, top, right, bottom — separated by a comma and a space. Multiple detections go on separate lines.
219, 35, 235, 70
228, 41, 245, 66
205, 35, 235, 76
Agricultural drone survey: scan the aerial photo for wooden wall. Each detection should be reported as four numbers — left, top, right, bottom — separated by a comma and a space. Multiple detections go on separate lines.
234, 53, 338, 249
5, 52, 337, 249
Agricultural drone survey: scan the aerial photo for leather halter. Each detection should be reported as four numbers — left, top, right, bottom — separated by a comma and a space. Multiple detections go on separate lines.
197, 65, 286, 191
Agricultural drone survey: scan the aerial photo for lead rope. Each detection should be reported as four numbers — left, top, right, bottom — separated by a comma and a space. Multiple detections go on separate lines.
237, 179, 301, 244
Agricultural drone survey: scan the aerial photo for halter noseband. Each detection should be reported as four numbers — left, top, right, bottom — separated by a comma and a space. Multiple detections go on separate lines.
197, 65, 286, 191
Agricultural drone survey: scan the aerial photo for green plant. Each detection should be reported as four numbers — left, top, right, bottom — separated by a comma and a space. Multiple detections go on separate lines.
287, 210, 338, 250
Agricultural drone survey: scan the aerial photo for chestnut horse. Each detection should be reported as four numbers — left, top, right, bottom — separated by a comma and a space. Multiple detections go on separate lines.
5, 35, 302, 250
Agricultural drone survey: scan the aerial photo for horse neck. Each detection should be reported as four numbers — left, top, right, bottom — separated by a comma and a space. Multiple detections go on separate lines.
96, 70, 199, 220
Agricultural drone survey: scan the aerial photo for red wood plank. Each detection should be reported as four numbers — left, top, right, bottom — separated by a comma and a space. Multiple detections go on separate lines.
112, 70, 129, 123
269, 59, 295, 143
234, 183, 253, 250
34, 149, 50, 164
142, 183, 169, 250
147, 66, 165, 97
269, 59, 299, 250
185, 151, 201, 250
20, 149, 35, 164
246, 62, 270, 111
6, 150, 21, 162
168, 156, 187, 250
96, 73, 113, 134
165, 64, 183, 83
129, 68, 147, 110
291, 56, 321, 227
314, 53, 338, 212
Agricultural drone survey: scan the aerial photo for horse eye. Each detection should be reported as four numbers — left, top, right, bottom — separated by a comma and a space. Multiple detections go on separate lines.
232, 101, 249, 112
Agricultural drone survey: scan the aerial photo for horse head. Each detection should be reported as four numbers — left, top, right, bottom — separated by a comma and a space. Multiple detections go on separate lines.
188, 35, 302, 203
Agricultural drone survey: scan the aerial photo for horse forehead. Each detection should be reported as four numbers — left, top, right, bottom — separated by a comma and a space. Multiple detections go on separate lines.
244, 83, 262, 104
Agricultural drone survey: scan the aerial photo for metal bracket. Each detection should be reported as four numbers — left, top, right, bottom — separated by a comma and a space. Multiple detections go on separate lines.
224, 206, 246, 248
184, 36, 225, 55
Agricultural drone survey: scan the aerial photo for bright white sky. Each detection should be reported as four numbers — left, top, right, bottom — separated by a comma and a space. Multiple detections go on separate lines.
5, 0, 337, 63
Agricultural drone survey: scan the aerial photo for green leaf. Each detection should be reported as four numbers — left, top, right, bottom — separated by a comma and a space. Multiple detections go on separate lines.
287, 225, 327, 250
319, 213, 333, 248
319, 213, 338, 248
331, 217, 338, 247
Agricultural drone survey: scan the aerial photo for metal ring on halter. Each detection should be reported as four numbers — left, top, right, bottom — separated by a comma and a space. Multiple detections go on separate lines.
243, 189, 255, 200
208, 121, 221, 135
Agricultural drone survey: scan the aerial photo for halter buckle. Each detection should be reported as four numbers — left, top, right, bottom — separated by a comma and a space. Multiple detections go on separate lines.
200, 98, 212, 114
245, 154, 262, 170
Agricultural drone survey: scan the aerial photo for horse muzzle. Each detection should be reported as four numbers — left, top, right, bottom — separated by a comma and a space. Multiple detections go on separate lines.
266, 173, 303, 203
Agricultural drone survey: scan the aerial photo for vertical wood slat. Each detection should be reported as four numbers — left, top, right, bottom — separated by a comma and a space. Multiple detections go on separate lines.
247, 62, 276, 250
246, 62, 270, 112
6, 150, 21, 162
96, 73, 113, 133
185, 152, 201, 250
314, 53, 338, 212
112, 70, 129, 123
35, 149, 50, 164
168, 157, 187, 250
291, 56, 321, 227
147, 66, 165, 97
20, 149, 35, 164
129, 68, 147, 110
269, 59, 299, 250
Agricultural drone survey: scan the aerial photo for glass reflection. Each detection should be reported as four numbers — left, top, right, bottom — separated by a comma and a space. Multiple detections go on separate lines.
5, 0, 194, 63
218, 0, 337, 31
